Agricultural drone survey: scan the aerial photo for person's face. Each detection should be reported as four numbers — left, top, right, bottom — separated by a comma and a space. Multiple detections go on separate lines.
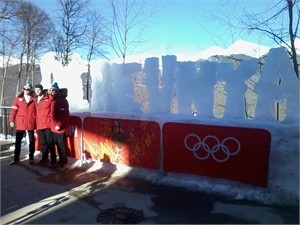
24, 88, 32, 95
49, 88, 57, 96
35, 88, 43, 96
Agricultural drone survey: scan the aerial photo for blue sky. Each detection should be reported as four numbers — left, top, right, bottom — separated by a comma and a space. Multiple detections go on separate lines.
30, 0, 281, 60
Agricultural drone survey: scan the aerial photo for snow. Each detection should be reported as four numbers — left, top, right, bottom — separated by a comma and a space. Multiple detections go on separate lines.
0, 54, 20, 67
226, 40, 270, 58
3, 40, 300, 206
197, 46, 227, 60
39, 52, 90, 110
192, 40, 271, 60
104, 39, 274, 64
255, 48, 300, 123
216, 58, 258, 118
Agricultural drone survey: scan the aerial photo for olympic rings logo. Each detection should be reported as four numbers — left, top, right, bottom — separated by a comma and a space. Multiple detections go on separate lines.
184, 134, 241, 163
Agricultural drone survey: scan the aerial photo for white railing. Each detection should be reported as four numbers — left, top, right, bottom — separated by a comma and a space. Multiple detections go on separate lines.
0, 106, 14, 140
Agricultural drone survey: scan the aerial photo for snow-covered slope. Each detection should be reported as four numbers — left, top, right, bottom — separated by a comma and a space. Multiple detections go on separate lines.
198, 40, 270, 60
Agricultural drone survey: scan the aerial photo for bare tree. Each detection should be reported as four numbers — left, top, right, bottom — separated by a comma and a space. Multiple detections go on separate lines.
56, 0, 90, 66
0, 0, 21, 103
242, 0, 299, 78
106, 0, 156, 64
13, 1, 55, 90
204, 0, 299, 78
85, 9, 110, 63
0, 0, 16, 21
29, 8, 55, 83
0, 0, 18, 56
0, 0, 55, 95
0, 0, 17, 92
286, 0, 299, 78
83, 9, 110, 104
0, 30, 21, 105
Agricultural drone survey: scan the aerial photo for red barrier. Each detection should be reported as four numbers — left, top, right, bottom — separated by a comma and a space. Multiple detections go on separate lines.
35, 130, 41, 151
83, 117, 160, 169
65, 116, 82, 159
162, 122, 271, 187
35, 116, 82, 159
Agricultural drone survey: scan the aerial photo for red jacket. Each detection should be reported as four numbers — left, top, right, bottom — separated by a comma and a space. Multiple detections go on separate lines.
50, 90, 70, 134
36, 91, 52, 130
9, 91, 36, 130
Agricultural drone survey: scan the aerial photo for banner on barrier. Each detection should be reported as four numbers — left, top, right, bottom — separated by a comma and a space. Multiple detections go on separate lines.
65, 116, 82, 159
162, 122, 271, 187
83, 117, 160, 169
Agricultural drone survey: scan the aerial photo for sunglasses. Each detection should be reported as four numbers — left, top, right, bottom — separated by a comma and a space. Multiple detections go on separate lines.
24, 89, 31, 91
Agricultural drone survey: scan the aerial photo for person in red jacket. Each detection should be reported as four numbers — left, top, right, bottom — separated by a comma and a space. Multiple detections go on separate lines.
34, 84, 56, 165
49, 82, 70, 169
9, 82, 36, 165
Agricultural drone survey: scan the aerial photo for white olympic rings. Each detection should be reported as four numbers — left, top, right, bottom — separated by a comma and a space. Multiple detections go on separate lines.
184, 134, 241, 163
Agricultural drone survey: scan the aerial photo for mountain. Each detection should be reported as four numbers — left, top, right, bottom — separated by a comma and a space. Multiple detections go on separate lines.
226, 40, 270, 58
198, 40, 270, 60
197, 46, 227, 60
0, 39, 273, 67
198, 38, 300, 61
0, 54, 20, 67
0, 65, 42, 106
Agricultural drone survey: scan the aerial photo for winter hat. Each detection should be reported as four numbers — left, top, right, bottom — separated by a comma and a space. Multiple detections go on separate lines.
50, 82, 59, 90
23, 82, 33, 90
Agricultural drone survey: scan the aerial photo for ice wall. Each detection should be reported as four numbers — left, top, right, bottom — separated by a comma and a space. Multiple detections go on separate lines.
193, 61, 217, 117
90, 62, 142, 113
216, 59, 258, 118
144, 57, 160, 113
40, 48, 300, 123
160, 55, 177, 113
254, 48, 300, 123
90, 47, 299, 123
40, 52, 89, 111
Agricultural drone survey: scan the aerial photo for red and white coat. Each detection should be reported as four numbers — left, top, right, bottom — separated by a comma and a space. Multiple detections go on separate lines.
35, 91, 52, 130
9, 91, 36, 130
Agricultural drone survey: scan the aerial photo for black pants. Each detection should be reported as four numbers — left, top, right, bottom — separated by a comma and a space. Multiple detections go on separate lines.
52, 132, 68, 164
38, 128, 56, 163
14, 130, 35, 161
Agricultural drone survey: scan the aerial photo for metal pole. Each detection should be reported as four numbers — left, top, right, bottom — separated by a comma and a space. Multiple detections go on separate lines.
4, 108, 8, 140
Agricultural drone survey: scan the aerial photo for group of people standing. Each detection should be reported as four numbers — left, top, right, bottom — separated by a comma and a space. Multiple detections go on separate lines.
8, 82, 70, 169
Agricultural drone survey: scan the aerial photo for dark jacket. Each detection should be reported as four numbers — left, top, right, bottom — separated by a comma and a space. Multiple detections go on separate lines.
36, 90, 52, 130
9, 91, 36, 130
50, 89, 70, 134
